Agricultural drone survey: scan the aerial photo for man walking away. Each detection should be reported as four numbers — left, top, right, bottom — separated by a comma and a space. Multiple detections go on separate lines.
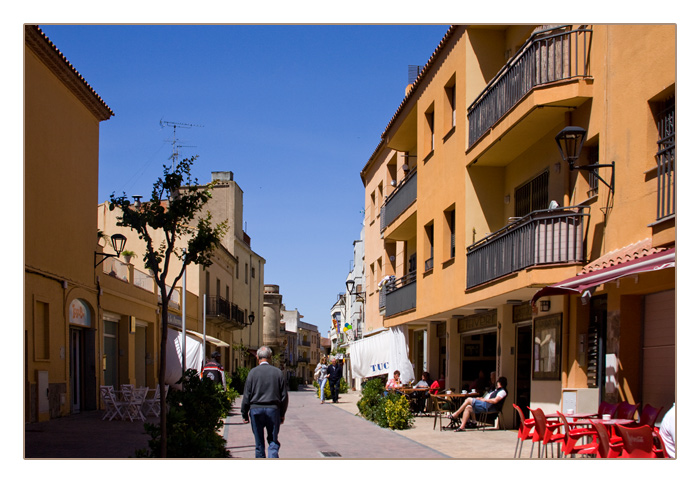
327, 355, 344, 403
201, 351, 226, 389
241, 346, 288, 458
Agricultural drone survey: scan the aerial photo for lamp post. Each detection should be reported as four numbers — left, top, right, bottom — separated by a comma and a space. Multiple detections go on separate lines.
94, 233, 127, 267
345, 280, 365, 340
555, 126, 615, 193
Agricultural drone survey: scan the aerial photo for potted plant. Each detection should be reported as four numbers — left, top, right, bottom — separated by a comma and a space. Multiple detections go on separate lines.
121, 249, 136, 264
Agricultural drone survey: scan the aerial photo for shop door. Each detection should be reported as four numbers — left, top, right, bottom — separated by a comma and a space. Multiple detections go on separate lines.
514, 325, 532, 424
588, 295, 607, 402
103, 320, 119, 387
69, 328, 83, 413
642, 290, 675, 411
135, 325, 147, 387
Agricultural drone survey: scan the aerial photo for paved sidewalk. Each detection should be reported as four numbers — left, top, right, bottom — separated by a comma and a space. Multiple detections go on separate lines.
24, 386, 520, 459
225, 386, 519, 459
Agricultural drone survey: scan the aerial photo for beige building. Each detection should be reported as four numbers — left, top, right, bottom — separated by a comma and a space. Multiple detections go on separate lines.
96, 171, 266, 388
361, 25, 675, 428
24, 25, 114, 421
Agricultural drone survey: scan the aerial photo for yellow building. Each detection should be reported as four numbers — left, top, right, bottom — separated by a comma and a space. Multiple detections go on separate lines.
361, 25, 675, 427
24, 25, 114, 421
96, 171, 266, 389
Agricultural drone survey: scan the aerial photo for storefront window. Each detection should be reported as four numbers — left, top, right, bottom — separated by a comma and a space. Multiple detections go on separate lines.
532, 314, 562, 380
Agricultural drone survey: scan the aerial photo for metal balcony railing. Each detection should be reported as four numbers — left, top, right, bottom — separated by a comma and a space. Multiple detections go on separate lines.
468, 25, 593, 146
385, 271, 417, 317
206, 296, 250, 328
380, 168, 417, 232
466, 206, 589, 288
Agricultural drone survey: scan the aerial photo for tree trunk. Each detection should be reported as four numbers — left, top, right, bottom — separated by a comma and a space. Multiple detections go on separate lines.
158, 303, 169, 457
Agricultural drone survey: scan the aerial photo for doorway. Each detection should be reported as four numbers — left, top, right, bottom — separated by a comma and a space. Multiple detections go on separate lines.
103, 320, 119, 388
69, 328, 83, 413
514, 324, 532, 425
588, 295, 607, 403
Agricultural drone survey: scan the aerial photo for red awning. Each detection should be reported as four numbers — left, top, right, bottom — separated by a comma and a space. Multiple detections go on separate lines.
531, 248, 675, 305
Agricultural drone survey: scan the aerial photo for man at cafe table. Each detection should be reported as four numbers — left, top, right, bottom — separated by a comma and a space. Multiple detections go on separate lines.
448, 376, 508, 431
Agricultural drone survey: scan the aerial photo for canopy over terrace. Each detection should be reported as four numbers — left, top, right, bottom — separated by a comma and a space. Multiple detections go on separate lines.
531, 247, 675, 305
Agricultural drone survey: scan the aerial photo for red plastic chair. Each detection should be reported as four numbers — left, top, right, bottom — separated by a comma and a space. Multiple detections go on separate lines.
615, 401, 640, 420
529, 407, 564, 458
513, 404, 535, 458
616, 424, 665, 458
590, 419, 622, 458
557, 412, 598, 458
598, 401, 619, 418
636, 404, 664, 428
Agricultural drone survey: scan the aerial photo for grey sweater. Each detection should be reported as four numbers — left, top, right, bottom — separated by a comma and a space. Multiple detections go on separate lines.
241, 362, 289, 420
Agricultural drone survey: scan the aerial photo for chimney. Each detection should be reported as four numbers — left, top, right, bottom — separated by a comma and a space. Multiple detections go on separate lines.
211, 171, 233, 182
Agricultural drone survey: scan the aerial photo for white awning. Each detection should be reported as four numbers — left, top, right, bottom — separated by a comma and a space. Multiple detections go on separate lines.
186, 330, 230, 348
348, 326, 414, 382
165, 328, 204, 386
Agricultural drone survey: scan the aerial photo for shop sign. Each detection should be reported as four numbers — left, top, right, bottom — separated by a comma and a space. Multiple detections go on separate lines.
69, 299, 91, 327
458, 310, 497, 333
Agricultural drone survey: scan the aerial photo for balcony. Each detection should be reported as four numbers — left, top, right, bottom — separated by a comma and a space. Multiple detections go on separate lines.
468, 25, 593, 147
385, 271, 417, 317
380, 168, 417, 232
206, 295, 250, 329
466, 206, 589, 288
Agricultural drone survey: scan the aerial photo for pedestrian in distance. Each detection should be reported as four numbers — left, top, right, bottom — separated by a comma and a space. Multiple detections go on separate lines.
200, 351, 226, 389
314, 355, 329, 404
241, 346, 289, 458
327, 355, 344, 403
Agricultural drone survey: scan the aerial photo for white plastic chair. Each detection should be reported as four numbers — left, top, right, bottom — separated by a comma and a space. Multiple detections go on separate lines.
143, 385, 168, 418
123, 386, 149, 422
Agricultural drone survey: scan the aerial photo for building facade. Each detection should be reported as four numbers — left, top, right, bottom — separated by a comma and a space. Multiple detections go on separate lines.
25, 25, 115, 421
360, 24, 675, 428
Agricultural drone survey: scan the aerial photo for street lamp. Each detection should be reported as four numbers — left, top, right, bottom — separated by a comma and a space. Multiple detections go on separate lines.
248, 312, 255, 326
94, 233, 127, 267
555, 126, 615, 193
345, 279, 366, 339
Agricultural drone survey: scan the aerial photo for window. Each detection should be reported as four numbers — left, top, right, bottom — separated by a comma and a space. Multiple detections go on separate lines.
586, 145, 600, 196
654, 96, 675, 219
245, 263, 248, 284
446, 82, 456, 128
425, 106, 435, 153
515, 170, 549, 217
424, 222, 434, 271
444, 206, 456, 260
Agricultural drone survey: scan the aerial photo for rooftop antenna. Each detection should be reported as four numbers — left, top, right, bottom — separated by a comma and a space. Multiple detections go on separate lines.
159, 119, 203, 169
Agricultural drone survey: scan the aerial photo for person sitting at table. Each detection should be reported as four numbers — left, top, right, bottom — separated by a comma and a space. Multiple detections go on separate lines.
413, 371, 431, 388
429, 373, 445, 395
385, 370, 403, 390
448, 376, 508, 431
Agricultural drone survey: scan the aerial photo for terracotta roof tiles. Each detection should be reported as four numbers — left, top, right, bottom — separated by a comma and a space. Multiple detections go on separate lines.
579, 239, 668, 275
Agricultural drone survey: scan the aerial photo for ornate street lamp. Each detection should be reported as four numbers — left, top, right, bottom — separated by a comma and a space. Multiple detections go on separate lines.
248, 312, 255, 326
555, 126, 615, 193
95, 233, 127, 267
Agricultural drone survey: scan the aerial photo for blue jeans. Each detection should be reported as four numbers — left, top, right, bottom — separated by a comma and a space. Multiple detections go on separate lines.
249, 406, 281, 458
319, 377, 328, 402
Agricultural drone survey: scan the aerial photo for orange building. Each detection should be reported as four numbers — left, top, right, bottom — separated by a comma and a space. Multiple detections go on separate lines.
360, 25, 675, 427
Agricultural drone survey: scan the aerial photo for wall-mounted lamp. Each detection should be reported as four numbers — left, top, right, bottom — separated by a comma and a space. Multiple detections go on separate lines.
248, 312, 255, 326
539, 300, 551, 312
555, 126, 615, 193
95, 233, 127, 267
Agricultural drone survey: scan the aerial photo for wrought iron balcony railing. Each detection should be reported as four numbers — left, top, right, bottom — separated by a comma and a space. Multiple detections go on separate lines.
385, 271, 417, 317
206, 295, 250, 328
468, 25, 593, 146
466, 206, 589, 288
380, 168, 417, 232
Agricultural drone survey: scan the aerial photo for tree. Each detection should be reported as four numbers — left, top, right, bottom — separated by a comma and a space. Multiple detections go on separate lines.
109, 156, 227, 457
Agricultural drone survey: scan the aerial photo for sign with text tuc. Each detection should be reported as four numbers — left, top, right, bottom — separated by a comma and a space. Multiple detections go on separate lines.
348, 327, 414, 382
69, 299, 91, 327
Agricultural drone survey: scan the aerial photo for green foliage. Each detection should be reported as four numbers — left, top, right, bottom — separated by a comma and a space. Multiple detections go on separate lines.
229, 366, 250, 394
356, 378, 414, 430
288, 376, 301, 391
224, 372, 239, 414
313, 380, 331, 399
384, 394, 414, 430
136, 369, 231, 458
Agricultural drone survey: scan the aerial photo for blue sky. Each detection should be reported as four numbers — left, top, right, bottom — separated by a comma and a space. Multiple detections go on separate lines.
36, 24, 449, 335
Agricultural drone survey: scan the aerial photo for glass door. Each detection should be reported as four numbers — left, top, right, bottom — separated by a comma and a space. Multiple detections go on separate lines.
103, 320, 118, 388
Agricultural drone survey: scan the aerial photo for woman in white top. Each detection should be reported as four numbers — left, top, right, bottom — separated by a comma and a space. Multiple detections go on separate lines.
314, 356, 329, 404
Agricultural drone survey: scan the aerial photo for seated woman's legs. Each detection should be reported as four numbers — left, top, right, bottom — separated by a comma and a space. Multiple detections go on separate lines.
457, 405, 475, 430
450, 398, 475, 418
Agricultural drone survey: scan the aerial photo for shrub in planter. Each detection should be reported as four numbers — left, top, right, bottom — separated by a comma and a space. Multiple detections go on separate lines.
384, 394, 414, 430
357, 378, 414, 430
136, 369, 230, 458
229, 366, 250, 394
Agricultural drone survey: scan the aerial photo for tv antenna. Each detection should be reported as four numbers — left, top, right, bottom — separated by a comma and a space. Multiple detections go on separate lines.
159, 119, 203, 169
